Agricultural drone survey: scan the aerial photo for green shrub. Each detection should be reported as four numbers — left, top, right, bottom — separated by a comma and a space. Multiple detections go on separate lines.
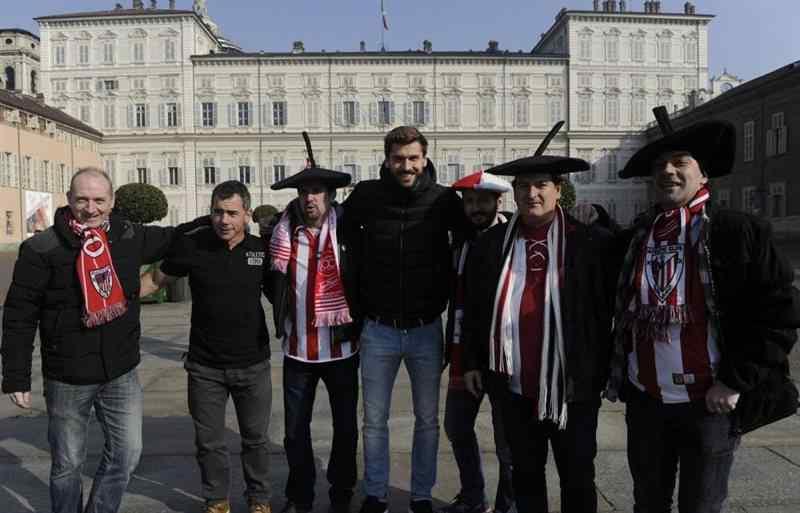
253, 204, 279, 223
559, 178, 576, 210
114, 183, 168, 224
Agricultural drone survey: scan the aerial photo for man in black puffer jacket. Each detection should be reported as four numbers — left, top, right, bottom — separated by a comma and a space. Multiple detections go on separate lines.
2, 167, 204, 513
343, 126, 468, 513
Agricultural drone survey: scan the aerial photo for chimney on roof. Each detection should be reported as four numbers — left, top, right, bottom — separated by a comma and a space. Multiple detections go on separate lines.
115, 2, 123, 9
487, 40, 499, 53
422, 40, 432, 54
684, 2, 696, 14
593, 0, 600, 11
133, 0, 144, 9
653, 1, 661, 12
292, 41, 304, 54
620, 0, 627, 11
644, 1, 651, 13
360, 41, 366, 52
150, 0, 157, 8
169, 0, 175, 7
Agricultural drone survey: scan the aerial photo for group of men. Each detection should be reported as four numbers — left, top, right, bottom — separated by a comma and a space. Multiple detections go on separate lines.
2, 108, 799, 513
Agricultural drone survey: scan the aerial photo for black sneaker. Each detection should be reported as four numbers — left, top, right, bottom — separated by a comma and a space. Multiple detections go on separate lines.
409, 500, 433, 513
360, 496, 388, 513
437, 496, 488, 513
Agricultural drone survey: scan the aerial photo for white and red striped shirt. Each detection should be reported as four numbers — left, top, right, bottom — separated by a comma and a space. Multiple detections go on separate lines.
628, 210, 720, 403
284, 226, 357, 363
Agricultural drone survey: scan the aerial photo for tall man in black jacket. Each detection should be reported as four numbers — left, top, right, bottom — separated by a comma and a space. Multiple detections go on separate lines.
461, 123, 617, 513
2, 167, 202, 513
343, 126, 468, 513
606, 108, 800, 513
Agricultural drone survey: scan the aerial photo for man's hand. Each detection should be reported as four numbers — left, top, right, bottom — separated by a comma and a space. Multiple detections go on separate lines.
140, 268, 178, 298
9, 391, 32, 409
464, 370, 483, 398
705, 382, 740, 414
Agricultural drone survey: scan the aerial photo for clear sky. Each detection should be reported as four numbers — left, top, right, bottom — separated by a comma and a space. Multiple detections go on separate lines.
4, 0, 798, 82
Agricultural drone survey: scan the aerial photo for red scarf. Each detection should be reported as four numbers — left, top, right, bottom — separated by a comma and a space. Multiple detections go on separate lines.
67, 212, 128, 328
631, 186, 711, 343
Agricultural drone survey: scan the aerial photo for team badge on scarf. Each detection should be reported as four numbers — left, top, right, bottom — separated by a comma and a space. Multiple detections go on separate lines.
67, 212, 127, 328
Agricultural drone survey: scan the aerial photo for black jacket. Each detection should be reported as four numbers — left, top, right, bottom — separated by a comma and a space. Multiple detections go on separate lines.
265, 200, 362, 343
462, 215, 618, 402
1, 207, 187, 391
343, 162, 469, 322
618, 207, 800, 395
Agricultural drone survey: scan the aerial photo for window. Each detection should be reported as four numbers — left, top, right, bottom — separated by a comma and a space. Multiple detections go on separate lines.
743, 120, 755, 162
0, 152, 15, 186
134, 103, 147, 128
547, 97, 561, 125
769, 182, 786, 217
409, 74, 424, 88
604, 36, 619, 62
605, 97, 620, 126
41, 160, 52, 191
238, 165, 252, 184
445, 97, 460, 127
374, 75, 390, 88
514, 96, 529, 128
339, 75, 355, 88
163, 76, 177, 90
632, 97, 646, 125
742, 186, 757, 213
605, 75, 619, 90
54, 45, 66, 66
202, 156, 216, 185
201, 102, 216, 128
53, 79, 67, 92
444, 75, 460, 88
164, 39, 176, 62
685, 37, 697, 64
272, 155, 286, 183
411, 100, 426, 126
136, 158, 149, 184
79, 105, 91, 124
631, 36, 645, 62
272, 101, 287, 126
132, 78, 146, 91
716, 189, 731, 208
103, 103, 115, 129
578, 96, 592, 126
342, 101, 358, 126
578, 74, 591, 88
658, 76, 672, 91
165, 102, 179, 128
305, 99, 320, 127
238, 101, 251, 127
607, 151, 618, 182
658, 37, 671, 63
103, 79, 118, 91
774, 112, 787, 155
77, 79, 91, 91
512, 75, 528, 88
103, 41, 115, 64
579, 34, 591, 60
79, 44, 89, 65
631, 75, 647, 92
132, 42, 145, 63
376, 100, 393, 125
166, 155, 180, 186
5, 211, 12, 236
305, 75, 320, 89
479, 75, 495, 89
479, 96, 495, 127
443, 153, 462, 184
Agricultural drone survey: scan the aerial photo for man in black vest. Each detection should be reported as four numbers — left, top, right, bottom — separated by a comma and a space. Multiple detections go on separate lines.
343, 126, 468, 513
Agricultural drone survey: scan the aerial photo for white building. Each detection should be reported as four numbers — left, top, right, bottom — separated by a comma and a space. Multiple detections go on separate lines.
34, 0, 715, 225
1, 29, 41, 95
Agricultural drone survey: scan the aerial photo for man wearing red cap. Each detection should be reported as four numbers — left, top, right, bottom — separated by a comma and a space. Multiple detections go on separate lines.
441, 171, 514, 513
461, 123, 617, 513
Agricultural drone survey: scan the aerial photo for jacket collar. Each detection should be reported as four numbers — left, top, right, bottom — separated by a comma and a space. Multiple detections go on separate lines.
53, 206, 128, 249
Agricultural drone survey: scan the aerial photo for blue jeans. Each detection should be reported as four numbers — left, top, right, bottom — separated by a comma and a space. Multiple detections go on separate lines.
360, 317, 443, 501
625, 386, 740, 513
45, 368, 143, 513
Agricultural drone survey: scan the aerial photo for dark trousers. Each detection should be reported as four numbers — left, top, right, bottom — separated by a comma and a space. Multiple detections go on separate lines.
499, 388, 600, 513
444, 385, 514, 511
186, 359, 272, 504
283, 355, 359, 508
625, 386, 740, 513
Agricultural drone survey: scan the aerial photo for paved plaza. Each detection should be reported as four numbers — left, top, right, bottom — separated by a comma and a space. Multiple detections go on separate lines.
1, 296, 799, 513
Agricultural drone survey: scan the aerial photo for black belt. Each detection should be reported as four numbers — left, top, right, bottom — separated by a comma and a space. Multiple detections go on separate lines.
366, 314, 438, 330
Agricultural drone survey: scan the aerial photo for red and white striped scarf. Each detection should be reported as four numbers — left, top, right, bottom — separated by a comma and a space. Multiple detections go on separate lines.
270, 206, 352, 327
66, 212, 127, 328
489, 205, 568, 428
631, 186, 711, 344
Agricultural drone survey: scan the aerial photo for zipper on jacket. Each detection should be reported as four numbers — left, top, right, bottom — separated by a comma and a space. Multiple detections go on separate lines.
400, 207, 406, 320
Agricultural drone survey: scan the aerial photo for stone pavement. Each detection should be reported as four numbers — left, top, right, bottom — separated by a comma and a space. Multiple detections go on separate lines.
1, 300, 799, 513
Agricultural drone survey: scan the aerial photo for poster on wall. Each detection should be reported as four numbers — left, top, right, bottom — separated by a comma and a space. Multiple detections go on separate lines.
25, 191, 53, 237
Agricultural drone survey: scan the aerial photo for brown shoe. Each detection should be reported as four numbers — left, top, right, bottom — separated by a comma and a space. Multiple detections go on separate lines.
250, 502, 272, 513
204, 501, 231, 513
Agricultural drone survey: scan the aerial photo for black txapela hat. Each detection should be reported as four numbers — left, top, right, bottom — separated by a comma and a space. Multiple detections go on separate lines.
271, 132, 352, 190
619, 106, 736, 179
486, 121, 591, 176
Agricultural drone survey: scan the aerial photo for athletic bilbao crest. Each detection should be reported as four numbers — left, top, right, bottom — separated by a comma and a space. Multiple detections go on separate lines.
645, 243, 684, 304
90, 266, 114, 299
